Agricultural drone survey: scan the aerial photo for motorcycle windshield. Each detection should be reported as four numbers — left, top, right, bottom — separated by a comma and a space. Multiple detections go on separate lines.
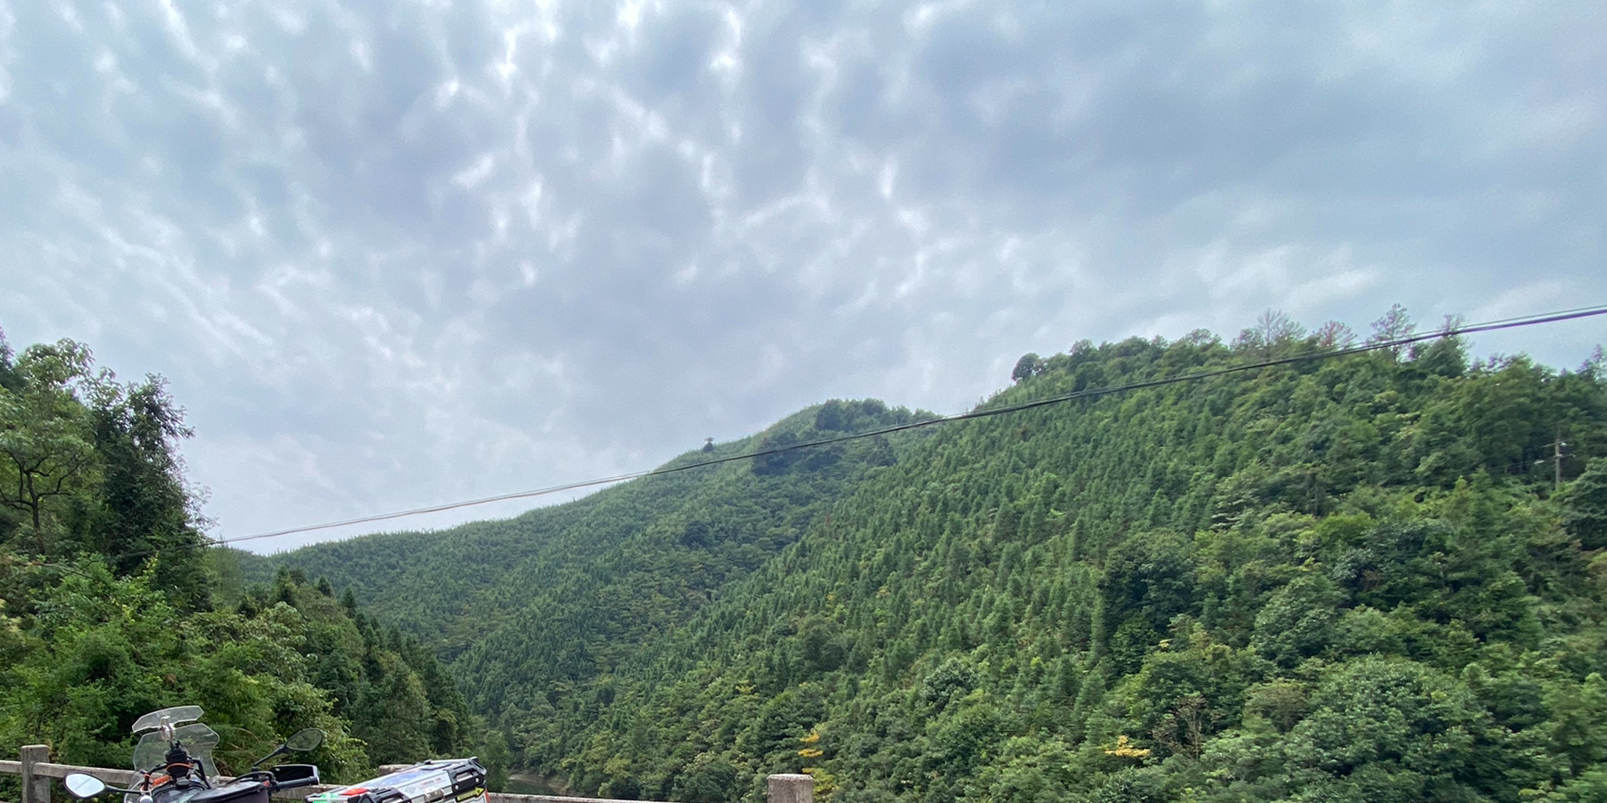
132, 723, 220, 780
132, 706, 205, 734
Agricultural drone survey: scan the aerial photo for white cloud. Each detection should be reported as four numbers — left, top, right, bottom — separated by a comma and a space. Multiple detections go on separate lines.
453, 153, 499, 189
1471, 280, 1572, 324
0, 0, 1601, 550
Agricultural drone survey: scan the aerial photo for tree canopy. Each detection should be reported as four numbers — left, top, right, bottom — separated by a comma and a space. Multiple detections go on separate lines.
12, 309, 1607, 802
264, 310, 1607, 802
0, 330, 479, 795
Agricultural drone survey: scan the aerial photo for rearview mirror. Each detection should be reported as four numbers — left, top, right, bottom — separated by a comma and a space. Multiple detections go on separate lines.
65, 774, 107, 799
284, 728, 324, 753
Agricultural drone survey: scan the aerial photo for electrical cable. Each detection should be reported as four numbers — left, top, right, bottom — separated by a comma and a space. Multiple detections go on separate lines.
126, 303, 1607, 556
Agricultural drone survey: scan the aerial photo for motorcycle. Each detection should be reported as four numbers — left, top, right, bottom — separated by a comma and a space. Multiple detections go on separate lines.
63, 706, 324, 803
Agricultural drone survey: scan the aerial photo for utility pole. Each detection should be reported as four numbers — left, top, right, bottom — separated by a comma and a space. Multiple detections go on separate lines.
1555, 432, 1568, 492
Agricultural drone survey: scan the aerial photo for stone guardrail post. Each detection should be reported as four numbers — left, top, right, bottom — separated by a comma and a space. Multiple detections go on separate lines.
21, 745, 51, 803
766, 773, 813, 803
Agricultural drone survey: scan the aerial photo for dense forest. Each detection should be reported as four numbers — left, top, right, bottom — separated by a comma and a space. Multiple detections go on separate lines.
0, 331, 479, 794
261, 309, 1607, 802
12, 307, 1607, 802
250, 397, 934, 664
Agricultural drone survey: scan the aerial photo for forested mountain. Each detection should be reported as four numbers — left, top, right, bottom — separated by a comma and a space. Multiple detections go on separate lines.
269, 311, 1607, 803
13, 312, 1607, 802
262, 400, 932, 663
0, 332, 475, 791
554, 327, 1607, 803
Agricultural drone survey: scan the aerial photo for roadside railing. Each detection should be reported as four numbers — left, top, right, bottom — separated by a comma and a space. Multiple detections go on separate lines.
3, 747, 815, 803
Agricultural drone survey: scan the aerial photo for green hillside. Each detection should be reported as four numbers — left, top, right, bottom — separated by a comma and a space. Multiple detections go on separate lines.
269, 401, 935, 664
280, 314, 1607, 802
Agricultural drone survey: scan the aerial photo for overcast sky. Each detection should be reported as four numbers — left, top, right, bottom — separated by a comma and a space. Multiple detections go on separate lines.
2, 0, 1603, 552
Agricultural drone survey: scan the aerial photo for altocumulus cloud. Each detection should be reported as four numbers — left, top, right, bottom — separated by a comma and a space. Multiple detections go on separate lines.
0, 0, 1602, 548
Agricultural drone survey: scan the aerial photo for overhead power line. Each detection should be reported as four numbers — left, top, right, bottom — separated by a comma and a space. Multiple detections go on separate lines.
198, 303, 1607, 551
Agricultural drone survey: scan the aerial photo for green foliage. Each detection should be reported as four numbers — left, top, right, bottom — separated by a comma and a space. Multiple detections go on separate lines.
1011, 354, 1044, 383
1562, 458, 1607, 548
0, 330, 476, 787
72, 317, 1607, 801
0, 559, 473, 784
0, 339, 101, 554
0, 559, 368, 780
0, 336, 210, 606
266, 319, 1605, 802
